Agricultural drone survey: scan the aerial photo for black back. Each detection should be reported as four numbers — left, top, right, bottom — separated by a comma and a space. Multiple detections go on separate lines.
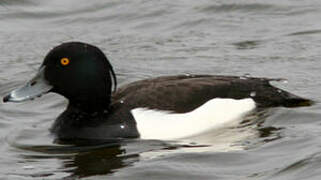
112, 75, 311, 113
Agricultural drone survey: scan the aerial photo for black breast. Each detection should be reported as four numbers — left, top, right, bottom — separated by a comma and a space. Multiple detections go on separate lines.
50, 103, 139, 140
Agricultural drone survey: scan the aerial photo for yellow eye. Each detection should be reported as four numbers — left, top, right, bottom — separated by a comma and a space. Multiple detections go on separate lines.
60, 58, 70, 66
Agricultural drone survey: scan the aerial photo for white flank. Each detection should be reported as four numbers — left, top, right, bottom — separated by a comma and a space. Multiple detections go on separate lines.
131, 98, 256, 140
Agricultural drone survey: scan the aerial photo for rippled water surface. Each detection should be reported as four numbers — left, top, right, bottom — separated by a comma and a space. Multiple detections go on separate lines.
0, 0, 321, 179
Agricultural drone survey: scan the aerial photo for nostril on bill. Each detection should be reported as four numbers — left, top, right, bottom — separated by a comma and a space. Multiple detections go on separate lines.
30, 81, 37, 86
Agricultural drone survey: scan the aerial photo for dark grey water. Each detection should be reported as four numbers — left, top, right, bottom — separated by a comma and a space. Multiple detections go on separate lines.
0, 0, 320, 179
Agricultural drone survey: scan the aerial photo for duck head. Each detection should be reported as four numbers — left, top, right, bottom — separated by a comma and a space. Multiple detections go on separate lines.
3, 42, 117, 112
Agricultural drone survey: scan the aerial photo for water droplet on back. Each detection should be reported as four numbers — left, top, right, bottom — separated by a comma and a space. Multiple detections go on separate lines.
250, 91, 256, 97
240, 73, 251, 80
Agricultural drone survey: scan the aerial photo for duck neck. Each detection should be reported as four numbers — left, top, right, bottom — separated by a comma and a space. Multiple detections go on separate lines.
68, 97, 111, 114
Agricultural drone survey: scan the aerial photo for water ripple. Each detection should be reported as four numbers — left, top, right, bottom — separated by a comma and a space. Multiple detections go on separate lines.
288, 29, 321, 36
197, 3, 277, 13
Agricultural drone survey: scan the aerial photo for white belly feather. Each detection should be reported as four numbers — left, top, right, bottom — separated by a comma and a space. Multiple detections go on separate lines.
131, 98, 256, 140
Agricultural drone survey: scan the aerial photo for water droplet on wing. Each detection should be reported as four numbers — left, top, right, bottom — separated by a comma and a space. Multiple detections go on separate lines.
250, 91, 256, 97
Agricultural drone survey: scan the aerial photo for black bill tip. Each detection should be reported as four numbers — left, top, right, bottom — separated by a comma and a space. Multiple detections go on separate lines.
3, 94, 11, 103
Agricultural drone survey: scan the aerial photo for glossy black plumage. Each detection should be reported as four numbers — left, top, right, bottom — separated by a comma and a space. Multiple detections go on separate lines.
112, 75, 310, 113
3, 42, 312, 141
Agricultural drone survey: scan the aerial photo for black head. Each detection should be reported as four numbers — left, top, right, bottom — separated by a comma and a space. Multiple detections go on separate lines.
4, 42, 117, 112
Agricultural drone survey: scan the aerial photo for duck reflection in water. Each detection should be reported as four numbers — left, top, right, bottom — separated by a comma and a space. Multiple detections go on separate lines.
16, 140, 139, 179
63, 144, 138, 178
17, 139, 179, 179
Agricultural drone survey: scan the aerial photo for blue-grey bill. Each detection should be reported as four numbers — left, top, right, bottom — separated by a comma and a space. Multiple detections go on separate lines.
3, 66, 52, 102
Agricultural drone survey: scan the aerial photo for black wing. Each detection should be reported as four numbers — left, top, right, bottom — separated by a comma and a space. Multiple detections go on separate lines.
112, 75, 311, 113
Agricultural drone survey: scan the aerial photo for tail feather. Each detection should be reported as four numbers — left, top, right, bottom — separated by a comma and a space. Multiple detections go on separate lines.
280, 91, 314, 107
266, 79, 313, 107
253, 78, 313, 108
